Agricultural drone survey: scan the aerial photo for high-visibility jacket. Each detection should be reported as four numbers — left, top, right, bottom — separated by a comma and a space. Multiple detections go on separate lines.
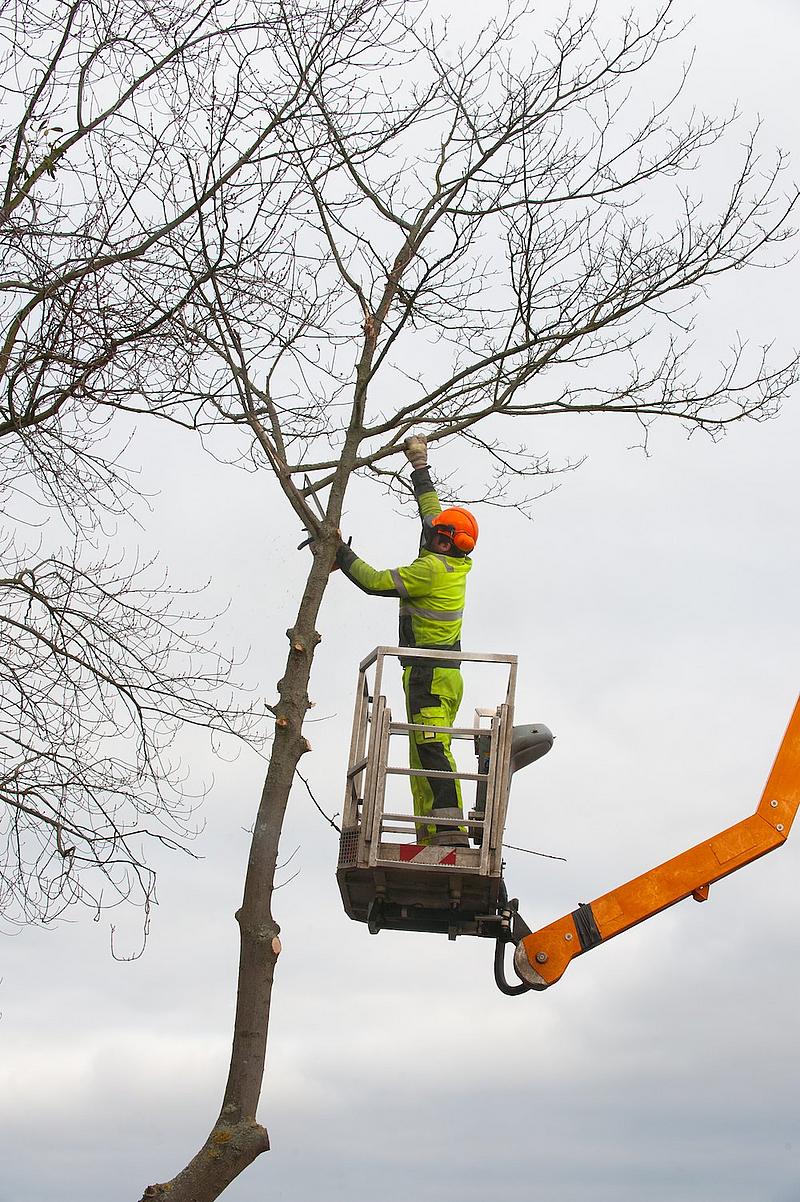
335, 466, 471, 662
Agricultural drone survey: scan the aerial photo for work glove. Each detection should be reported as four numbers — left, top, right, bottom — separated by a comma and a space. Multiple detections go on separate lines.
331, 533, 353, 573
403, 434, 428, 470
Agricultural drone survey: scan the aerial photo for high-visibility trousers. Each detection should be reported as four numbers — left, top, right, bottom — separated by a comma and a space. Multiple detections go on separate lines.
402, 662, 466, 843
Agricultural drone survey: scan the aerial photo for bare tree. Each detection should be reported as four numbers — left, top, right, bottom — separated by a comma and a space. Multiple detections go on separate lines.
0, 539, 262, 928
0, 0, 392, 926
2, 1, 797, 1199
0, 0, 367, 503
129, 3, 797, 1198
0, 0, 309, 927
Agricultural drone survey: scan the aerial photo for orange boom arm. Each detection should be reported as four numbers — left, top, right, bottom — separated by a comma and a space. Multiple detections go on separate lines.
514, 697, 800, 991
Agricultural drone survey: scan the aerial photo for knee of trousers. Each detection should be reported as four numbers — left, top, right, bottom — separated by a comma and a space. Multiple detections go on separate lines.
415, 739, 462, 811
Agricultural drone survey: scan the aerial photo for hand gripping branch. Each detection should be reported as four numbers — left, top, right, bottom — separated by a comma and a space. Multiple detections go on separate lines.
513, 696, 800, 991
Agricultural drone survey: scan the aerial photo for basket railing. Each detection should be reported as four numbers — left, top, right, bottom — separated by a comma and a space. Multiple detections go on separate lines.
343, 647, 517, 877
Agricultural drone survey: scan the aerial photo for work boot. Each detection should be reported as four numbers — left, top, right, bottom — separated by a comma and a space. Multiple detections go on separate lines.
429, 830, 470, 849
428, 807, 469, 848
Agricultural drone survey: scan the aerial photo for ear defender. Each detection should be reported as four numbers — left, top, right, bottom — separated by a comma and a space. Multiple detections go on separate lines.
453, 530, 476, 553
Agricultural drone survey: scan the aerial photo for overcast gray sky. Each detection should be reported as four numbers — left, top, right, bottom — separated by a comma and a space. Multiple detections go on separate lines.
2, 3, 799, 1201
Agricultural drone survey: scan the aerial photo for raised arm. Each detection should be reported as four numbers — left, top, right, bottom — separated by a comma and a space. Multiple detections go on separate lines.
333, 434, 442, 593
404, 435, 442, 522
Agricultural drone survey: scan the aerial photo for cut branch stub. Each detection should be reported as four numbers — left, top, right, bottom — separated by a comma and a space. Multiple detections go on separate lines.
286, 625, 321, 652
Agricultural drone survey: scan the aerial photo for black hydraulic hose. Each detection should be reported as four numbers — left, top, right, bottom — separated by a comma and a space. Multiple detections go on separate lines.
494, 934, 532, 996
493, 878, 532, 996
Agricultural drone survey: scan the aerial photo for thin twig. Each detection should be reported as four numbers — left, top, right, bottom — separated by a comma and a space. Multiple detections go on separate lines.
296, 769, 341, 833
277, 845, 300, 871
273, 867, 301, 891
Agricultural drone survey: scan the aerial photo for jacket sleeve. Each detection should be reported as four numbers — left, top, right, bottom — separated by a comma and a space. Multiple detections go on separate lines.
411, 466, 441, 520
336, 544, 436, 598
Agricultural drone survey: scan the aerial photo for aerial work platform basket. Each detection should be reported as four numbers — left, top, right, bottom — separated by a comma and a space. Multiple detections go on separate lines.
336, 646, 553, 940
337, 649, 800, 996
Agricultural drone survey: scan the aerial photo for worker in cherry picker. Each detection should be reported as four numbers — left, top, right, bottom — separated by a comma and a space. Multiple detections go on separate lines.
335, 434, 479, 849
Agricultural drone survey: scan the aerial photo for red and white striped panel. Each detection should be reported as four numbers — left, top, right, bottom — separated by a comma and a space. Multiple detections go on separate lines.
398, 844, 460, 866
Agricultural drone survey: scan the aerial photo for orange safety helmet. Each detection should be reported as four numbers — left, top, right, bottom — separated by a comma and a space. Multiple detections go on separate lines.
426, 506, 479, 554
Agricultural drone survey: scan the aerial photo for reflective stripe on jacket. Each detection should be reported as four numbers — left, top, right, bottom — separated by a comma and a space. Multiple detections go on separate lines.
336, 466, 472, 656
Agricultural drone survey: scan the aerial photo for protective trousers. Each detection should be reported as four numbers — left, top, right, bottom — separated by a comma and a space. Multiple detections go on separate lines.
402, 662, 466, 843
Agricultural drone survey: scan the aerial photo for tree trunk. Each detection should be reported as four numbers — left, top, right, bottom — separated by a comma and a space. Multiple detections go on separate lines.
139, 452, 357, 1201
